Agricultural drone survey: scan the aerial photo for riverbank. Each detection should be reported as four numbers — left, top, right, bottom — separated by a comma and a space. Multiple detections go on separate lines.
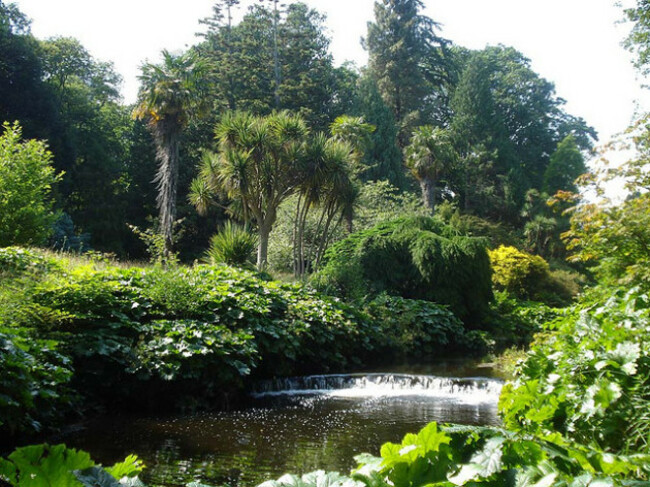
0, 247, 489, 447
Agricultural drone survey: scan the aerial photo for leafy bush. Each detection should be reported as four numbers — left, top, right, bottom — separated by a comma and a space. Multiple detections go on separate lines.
365, 295, 489, 358
260, 422, 650, 487
313, 216, 493, 324
0, 122, 62, 247
489, 245, 581, 306
485, 291, 560, 349
0, 246, 57, 275
437, 204, 522, 249
499, 287, 650, 455
205, 221, 258, 268
489, 245, 550, 298
0, 327, 74, 437
0, 248, 385, 430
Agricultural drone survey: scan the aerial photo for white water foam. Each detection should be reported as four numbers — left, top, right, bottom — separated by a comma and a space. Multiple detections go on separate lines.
252, 373, 503, 405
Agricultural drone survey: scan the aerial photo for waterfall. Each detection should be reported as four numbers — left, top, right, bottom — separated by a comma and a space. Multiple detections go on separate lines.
252, 373, 503, 405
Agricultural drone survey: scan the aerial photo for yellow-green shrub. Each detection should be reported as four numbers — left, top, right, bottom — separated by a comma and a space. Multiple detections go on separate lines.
489, 245, 549, 299
488, 245, 583, 305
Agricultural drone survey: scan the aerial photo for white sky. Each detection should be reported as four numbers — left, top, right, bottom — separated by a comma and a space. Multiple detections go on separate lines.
12, 0, 650, 145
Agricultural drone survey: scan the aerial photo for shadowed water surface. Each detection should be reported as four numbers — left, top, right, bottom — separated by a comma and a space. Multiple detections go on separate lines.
62, 362, 503, 487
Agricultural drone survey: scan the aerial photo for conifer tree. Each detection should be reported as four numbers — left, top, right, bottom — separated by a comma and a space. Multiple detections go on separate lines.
364, 0, 452, 145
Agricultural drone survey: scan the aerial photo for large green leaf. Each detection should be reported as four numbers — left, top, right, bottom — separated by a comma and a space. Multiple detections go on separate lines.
5, 444, 94, 487
105, 455, 144, 480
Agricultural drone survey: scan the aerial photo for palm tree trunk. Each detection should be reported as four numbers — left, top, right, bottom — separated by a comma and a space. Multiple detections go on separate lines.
420, 177, 435, 214
153, 121, 179, 257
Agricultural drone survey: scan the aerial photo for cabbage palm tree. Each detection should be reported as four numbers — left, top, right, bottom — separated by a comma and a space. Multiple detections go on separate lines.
405, 126, 457, 213
294, 134, 358, 275
190, 111, 309, 269
133, 50, 206, 255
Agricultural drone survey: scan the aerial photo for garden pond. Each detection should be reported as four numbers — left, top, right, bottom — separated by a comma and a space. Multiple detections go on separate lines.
59, 361, 504, 487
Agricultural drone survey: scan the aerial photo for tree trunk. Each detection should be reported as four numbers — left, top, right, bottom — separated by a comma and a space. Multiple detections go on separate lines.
420, 177, 435, 214
152, 121, 179, 258
272, 0, 281, 109
292, 196, 302, 276
257, 222, 271, 270
315, 207, 336, 269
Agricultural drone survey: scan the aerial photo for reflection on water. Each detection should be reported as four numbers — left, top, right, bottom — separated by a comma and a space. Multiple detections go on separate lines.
62, 365, 503, 487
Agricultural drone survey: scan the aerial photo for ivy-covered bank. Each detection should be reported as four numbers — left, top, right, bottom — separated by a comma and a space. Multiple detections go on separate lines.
0, 247, 486, 442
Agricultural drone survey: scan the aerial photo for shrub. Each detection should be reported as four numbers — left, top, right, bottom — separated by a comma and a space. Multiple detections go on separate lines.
542, 267, 585, 305
0, 326, 74, 437
0, 122, 61, 247
489, 246, 584, 306
365, 295, 489, 358
0, 248, 384, 425
485, 291, 560, 349
313, 216, 493, 324
0, 246, 57, 275
205, 221, 258, 268
499, 286, 650, 455
488, 245, 549, 298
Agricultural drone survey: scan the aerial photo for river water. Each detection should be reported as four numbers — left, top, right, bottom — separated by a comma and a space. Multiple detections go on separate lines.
61, 362, 504, 487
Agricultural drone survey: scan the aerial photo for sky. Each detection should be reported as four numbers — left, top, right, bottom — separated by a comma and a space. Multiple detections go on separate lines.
12, 0, 650, 147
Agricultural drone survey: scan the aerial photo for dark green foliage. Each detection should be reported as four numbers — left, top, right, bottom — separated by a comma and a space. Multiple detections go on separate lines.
543, 135, 586, 194
365, 0, 454, 142
314, 216, 493, 324
485, 291, 560, 350
450, 46, 596, 223
197, 2, 338, 130
0, 326, 74, 438
365, 295, 489, 358
0, 4, 58, 146
352, 74, 404, 186
444, 212, 523, 249
26, 263, 377, 405
0, 248, 398, 433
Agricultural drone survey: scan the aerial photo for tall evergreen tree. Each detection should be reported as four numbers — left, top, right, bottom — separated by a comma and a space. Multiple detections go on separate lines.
450, 46, 596, 223
543, 135, 586, 194
364, 0, 452, 145
197, 2, 336, 130
353, 73, 404, 187
0, 3, 57, 144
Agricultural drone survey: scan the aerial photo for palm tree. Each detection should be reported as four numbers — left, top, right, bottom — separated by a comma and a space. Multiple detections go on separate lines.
294, 134, 358, 276
190, 111, 309, 269
405, 126, 457, 213
133, 49, 206, 256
